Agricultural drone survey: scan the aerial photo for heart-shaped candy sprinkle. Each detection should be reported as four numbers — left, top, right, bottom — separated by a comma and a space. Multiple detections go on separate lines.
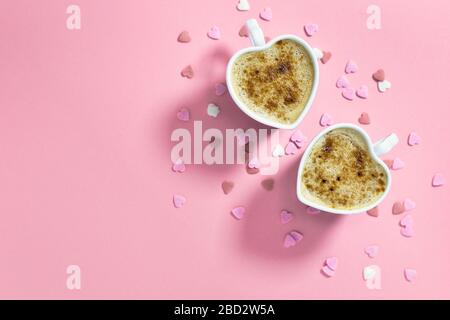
407, 132, 420, 146
321, 51, 332, 64
356, 85, 369, 99
365, 245, 379, 258
259, 7, 273, 21
236, 0, 250, 11
372, 69, 385, 82
320, 113, 333, 127
207, 26, 221, 40
321, 265, 335, 277
176, 107, 190, 121
363, 265, 377, 280
283, 231, 303, 248
345, 60, 358, 74
215, 83, 227, 96
285, 142, 298, 155
304, 23, 319, 37
172, 158, 186, 173
181, 65, 194, 79
221, 181, 234, 195
336, 75, 350, 88
231, 206, 245, 220
403, 198, 416, 211
248, 157, 260, 169
246, 166, 260, 175
404, 268, 417, 282
400, 214, 413, 227
392, 201, 405, 215
432, 173, 445, 187
261, 178, 275, 191
177, 31, 191, 43
207, 103, 220, 118
342, 87, 356, 100
290, 130, 307, 145
280, 210, 294, 224
358, 112, 371, 125
377, 80, 391, 92
400, 224, 414, 238
272, 144, 284, 157
173, 195, 186, 208
391, 157, 405, 170
239, 25, 248, 37
367, 206, 379, 217
306, 206, 321, 215
326, 257, 338, 271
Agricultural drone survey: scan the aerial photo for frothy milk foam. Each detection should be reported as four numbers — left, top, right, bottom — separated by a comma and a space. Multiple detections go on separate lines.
301, 128, 387, 210
231, 39, 314, 124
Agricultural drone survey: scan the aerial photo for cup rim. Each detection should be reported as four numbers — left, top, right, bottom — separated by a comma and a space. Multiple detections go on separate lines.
296, 123, 392, 215
226, 34, 320, 130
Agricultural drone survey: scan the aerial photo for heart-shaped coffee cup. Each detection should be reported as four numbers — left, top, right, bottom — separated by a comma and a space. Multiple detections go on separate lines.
226, 19, 320, 129
297, 124, 399, 215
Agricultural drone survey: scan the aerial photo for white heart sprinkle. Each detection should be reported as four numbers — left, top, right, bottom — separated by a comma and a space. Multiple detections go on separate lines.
363, 265, 377, 280
236, 0, 250, 11
377, 80, 392, 93
272, 145, 284, 157
207, 103, 220, 118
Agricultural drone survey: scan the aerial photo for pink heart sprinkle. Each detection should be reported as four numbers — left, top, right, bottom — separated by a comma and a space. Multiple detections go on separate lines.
321, 265, 335, 277
177, 31, 191, 43
326, 257, 338, 271
290, 231, 303, 242
432, 173, 445, 187
181, 65, 194, 79
285, 142, 298, 155
207, 26, 221, 40
283, 234, 297, 248
173, 195, 186, 208
358, 112, 371, 125
172, 158, 186, 173
407, 132, 421, 146
356, 85, 369, 99
304, 23, 319, 37
215, 83, 227, 96
391, 157, 405, 170
365, 245, 379, 258
231, 206, 245, 220
320, 113, 333, 127
260, 7, 273, 21
392, 201, 405, 215
306, 206, 321, 215
280, 210, 294, 224
367, 206, 379, 217
290, 130, 307, 144
176, 107, 190, 121
336, 75, 350, 88
345, 60, 358, 74
342, 87, 356, 101
321, 51, 332, 64
400, 214, 413, 227
401, 224, 414, 238
239, 25, 248, 37
403, 198, 416, 211
404, 268, 417, 282
248, 157, 260, 169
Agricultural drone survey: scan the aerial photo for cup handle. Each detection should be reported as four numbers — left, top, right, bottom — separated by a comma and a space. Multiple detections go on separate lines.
246, 19, 266, 47
373, 133, 399, 157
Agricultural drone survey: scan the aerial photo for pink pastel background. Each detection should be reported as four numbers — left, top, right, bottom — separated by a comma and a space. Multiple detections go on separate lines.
0, 0, 449, 299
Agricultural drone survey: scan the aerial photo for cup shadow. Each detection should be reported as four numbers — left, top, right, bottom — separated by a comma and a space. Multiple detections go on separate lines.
238, 156, 344, 261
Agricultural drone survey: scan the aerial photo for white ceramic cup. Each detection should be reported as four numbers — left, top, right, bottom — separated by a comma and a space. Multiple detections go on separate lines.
296, 123, 399, 215
226, 19, 320, 129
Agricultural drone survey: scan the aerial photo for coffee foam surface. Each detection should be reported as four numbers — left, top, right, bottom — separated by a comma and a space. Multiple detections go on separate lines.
231, 39, 314, 124
301, 128, 387, 210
